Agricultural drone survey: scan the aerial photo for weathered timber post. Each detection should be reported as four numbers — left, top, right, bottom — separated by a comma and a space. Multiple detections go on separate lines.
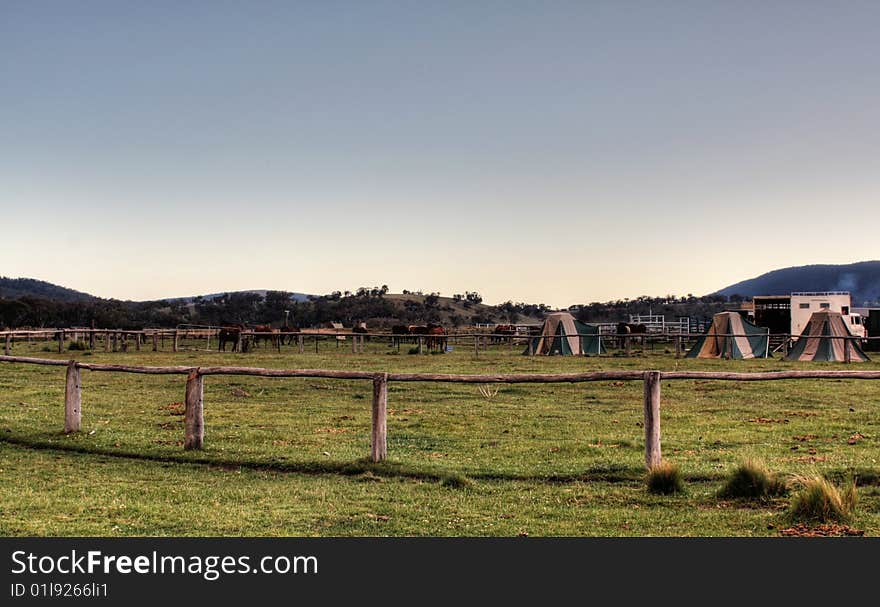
152, 333, 159, 352
298, 334, 304, 354
104, 332, 111, 352
4, 334, 10, 356
89, 330, 95, 350
528, 336, 535, 356
121, 333, 128, 352
675, 335, 682, 359
643, 370, 662, 468
134, 332, 141, 351
844, 336, 852, 364
725, 335, 733, 360
371, 372, 388, 462
782, 336, 789, 357
184, 369, 204, 450
275, 334, 281, 353
58, 330, 64, 353
64, 360, 82, 433
418, 336, 424, 354
352, 334, 357, 354
625, 335, 631, 357
173, 330, 179, 353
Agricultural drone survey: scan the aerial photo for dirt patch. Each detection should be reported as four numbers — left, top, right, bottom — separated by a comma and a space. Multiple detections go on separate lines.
746, 417, 789, 424
314, 427, 349, 434
848, 433, 866, 445
159, 402, 185, 416
792, 434, 818, 442
779, 523, 864, 537
783, 410, 818, 418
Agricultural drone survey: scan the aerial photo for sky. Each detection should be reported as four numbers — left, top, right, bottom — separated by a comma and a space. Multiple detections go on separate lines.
2, 1, 879, 307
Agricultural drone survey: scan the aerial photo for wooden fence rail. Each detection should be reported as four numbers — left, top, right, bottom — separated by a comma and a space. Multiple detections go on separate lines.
3, 354, 880, 470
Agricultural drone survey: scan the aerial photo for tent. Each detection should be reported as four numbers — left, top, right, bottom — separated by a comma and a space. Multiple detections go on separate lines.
525, 312, 605, 355
784, 310, 870, 362
686, 311, 770, 359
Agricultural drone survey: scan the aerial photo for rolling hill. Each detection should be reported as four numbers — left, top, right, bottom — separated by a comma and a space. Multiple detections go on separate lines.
0, 277, 97, 302
715, 261, 880, 305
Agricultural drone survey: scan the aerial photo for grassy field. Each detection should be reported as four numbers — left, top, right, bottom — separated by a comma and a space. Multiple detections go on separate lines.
1, 336, 879, 536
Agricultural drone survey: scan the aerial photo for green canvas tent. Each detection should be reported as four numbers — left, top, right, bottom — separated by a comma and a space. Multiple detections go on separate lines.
686, 311, 770, 359
525, 312, 605, 355
784, 310, 869, 362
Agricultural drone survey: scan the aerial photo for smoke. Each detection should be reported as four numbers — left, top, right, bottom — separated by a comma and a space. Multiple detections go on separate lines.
834, 272, 859, 293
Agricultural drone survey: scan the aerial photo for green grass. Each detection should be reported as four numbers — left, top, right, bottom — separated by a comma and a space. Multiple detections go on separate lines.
1, 337, 879, 536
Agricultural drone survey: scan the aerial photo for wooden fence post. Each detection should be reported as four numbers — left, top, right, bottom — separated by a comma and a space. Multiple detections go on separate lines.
474, 335, 479, 357
58, 330, 64, 353
782, 336, 789, 357
64, 360, 82, 433
4, 334, 10, 356
152, 333, 159, 352
135, 332, 141, 352
528, 336, 535, 356
371, 372, 388, 462
89, 330, 95, 350
675, 335, 682, 359
625, 335, 631, 357
643, 370, 662, 469
184, 369, 204, 450
352, 334, 357, 354
104, 332, 111, 352
725, 335, 733, 360
298, 334, 304, 354
173, 330, 179, 353
844, 336, 852, 364
418, 336, 424, 355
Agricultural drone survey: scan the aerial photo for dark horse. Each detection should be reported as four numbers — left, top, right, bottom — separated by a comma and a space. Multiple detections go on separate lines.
391, 325, 410, 347
252, 324, 279, 349
218, 324, 246, 352
616, 322, 647, 348
280, 325, 300, 345
492, 324, 517, 344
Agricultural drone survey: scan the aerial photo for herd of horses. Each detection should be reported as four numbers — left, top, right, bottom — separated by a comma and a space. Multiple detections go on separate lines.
390, 324, 448, 351
214, 321, 648, 353
216, 323, 449, 352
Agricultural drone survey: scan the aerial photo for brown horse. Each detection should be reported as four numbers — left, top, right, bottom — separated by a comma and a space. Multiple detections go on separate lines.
252, 324, 279, 348
426, 324, 447, 352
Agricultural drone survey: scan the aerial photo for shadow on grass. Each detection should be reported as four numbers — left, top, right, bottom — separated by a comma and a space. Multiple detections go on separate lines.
1, 434, 655, 485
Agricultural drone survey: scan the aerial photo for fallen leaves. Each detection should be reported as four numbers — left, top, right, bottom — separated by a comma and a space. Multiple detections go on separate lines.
779, 523, 864, 537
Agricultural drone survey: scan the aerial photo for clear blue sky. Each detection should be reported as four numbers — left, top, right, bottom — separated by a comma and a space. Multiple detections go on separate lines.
3, 1, 879, 306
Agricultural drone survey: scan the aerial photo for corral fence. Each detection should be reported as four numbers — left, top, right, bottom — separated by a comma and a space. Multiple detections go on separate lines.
3, 354, 880, 472
2, 328, 877, 360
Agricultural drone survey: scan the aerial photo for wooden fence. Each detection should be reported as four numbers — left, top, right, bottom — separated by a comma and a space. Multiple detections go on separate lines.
3, 354, 880, 471
3, 327, 877, 360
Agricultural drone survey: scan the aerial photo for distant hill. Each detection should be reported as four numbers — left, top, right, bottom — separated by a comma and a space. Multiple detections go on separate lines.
714, 261, 880, 306
0, 276, 97, 302
166, 290, 312, 303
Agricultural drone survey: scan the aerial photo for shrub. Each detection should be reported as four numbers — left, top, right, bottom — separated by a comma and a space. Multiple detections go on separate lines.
718, 460, 788, 500
67, 340, 88, 351
646, 461, 684, 495
788, 475, 857, 524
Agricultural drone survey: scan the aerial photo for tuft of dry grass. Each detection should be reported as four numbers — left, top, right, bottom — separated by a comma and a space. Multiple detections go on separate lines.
788, 475, 857, 524
646, 461, 684, 495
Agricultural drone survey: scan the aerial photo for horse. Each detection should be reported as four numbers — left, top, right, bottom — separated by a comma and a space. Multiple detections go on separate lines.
616, 322, 648, 349
352, 323, 369, 343
280, 325, 300, 345
492, 324, 517, 344
426, 324, 447, 352
391, 325, 410, 347
218, 324, 245, 352
252, 324, 279, 349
